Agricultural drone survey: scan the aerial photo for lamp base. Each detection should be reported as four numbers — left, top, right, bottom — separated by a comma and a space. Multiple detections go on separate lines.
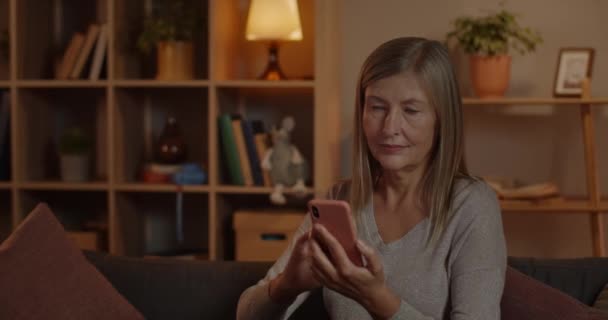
258, 42, 286, 80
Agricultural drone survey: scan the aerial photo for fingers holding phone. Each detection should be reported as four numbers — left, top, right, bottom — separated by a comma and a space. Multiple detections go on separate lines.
269, 231, 321, 303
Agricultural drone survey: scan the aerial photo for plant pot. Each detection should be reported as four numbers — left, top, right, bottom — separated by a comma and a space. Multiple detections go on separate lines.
156, 41, 194, 81
60, 154, 90, 182
469, 54, 511, 98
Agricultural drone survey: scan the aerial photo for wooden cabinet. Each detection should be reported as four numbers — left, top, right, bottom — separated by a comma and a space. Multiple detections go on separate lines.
0, 0, 342, 260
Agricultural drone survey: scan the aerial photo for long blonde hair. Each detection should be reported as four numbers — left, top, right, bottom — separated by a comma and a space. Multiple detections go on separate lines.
350, 37, 472, 246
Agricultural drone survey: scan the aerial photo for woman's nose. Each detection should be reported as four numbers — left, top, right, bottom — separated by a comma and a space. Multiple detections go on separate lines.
382, 110, 401, 136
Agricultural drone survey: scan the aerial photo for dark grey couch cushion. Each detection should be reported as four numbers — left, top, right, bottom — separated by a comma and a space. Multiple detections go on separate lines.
84, 251, 330, 320
508, 257, 608, 306
84, 251, 270, 320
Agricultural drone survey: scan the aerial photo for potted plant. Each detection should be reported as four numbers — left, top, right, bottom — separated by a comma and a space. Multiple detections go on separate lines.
59, 127, 91, 182
136, 0, 199, 80
446, 8, 542, 98
0, 29, 9, 77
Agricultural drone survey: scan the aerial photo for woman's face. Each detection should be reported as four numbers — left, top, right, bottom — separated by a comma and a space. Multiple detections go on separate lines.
362, 72, 437, 174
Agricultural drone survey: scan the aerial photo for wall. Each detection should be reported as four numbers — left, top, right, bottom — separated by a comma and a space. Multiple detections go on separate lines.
336, 0, 608, 258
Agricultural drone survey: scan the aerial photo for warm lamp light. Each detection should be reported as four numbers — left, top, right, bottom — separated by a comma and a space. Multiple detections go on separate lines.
245, 0, 303, 80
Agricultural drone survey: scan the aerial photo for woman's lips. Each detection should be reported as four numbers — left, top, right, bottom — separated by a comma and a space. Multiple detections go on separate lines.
378, 144, 406, 153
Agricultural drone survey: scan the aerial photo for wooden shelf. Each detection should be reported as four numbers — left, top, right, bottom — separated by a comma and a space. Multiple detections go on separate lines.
463, 97, 608, 106
113, 80, 210, 88
114, 183, 209, 193
18, 181, 109, 191
500, 199, 601, 213
215, 80, 315, 88
0, 81, 10, 88
216, 185, 315, 195
16, 80, 108, 88
0, 182, 11, 189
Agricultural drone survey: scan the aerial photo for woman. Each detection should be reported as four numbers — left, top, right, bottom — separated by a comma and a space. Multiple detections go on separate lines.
237, 37, 506, 320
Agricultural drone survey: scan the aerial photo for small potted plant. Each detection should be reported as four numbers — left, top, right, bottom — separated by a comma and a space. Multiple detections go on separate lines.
59, 127, 92, 182
0, 29, 9, 77
137, 0, 199, 80
446, 8, 542, 98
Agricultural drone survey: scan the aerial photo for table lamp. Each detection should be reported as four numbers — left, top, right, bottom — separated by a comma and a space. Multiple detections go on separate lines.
245, 0, 303, 80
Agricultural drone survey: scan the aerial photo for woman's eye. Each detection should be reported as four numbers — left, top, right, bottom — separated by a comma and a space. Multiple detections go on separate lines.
371, 106, 385, 111
403, 107, 419, 114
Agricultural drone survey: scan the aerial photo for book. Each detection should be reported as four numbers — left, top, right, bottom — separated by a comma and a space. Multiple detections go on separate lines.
70, 24, 101, 79
88, 23, 107, 80
218, 114, 244, 185
252, 120, 272, 187
231, 116, 254, 186
483, 177, 560, 200
56, 32, 86, 80
241, 119, 264, 186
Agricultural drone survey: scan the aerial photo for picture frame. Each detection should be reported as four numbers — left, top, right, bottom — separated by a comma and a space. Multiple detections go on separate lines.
553, 47, 595, 97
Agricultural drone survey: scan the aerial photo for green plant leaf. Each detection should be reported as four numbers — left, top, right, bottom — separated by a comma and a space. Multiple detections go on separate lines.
59, 128, 91, 155
136, 0, 203, 55
445, 8, 543, 56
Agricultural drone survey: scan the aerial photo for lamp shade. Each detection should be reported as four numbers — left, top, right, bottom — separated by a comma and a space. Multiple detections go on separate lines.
245, 0, 303, 41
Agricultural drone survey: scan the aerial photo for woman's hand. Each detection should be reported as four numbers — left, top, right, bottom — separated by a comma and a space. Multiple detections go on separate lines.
310, 224, 401, 319
269, 232, 320, 303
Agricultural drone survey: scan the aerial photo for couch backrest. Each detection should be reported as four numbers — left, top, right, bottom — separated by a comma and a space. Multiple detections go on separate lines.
508, 256, 608, 305
84, 251, 608, 319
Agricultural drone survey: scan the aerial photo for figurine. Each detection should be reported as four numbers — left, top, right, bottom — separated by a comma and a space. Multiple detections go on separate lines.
261, 117, 308, 205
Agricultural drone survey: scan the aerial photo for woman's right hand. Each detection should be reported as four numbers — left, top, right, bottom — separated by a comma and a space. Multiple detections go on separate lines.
269, 232, 320, 303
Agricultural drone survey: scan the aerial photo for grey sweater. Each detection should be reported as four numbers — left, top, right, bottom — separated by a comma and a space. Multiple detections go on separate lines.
237, 179, 507, 319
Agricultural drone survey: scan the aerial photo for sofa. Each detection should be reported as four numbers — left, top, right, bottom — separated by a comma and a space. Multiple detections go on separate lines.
84, 250, 608, 319
2, 203, 608, 319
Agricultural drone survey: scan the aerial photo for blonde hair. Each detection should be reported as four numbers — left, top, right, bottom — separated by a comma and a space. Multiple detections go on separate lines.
350, 37, 472, 246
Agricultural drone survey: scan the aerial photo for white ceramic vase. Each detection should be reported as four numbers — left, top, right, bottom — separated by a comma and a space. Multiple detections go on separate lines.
60, 154, 90, 182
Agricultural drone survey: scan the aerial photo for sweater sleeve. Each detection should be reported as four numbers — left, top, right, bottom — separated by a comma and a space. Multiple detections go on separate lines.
236, 183, 345, 320
236, 214, 312, 320
447, 181, 507, 319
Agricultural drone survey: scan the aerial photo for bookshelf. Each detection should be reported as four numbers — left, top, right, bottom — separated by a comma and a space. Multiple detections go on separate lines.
463, 98, 608, 256
0, 0, 342, 260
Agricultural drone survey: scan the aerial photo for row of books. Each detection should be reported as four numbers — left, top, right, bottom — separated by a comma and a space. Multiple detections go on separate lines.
56, 23, 108, 80
0, 91, 10, 180
218, 114, 272, 186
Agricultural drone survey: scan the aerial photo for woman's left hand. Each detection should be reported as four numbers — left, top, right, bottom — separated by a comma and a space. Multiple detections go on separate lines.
309, 224, 401, 319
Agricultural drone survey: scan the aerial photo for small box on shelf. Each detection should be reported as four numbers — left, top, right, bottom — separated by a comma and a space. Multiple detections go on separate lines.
215, 193, 310, 260
114, 192, 209, 257
19, 189, 109, 250
233, 209, 305, 261
16, 88, 108, 182
66, 230, 103, 251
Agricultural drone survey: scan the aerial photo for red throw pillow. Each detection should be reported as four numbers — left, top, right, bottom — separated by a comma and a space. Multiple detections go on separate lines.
0, 203, 144, 319
501, 266, 608, 320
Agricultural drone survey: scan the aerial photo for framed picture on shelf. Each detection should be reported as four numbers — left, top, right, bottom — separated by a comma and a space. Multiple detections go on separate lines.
553, 47, 595, 97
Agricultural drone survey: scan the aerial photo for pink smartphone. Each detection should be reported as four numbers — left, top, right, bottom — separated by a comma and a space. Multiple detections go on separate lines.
307, 199, 364, 267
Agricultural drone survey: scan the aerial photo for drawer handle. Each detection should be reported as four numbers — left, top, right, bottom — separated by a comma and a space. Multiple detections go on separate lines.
261, 233, 286, 241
